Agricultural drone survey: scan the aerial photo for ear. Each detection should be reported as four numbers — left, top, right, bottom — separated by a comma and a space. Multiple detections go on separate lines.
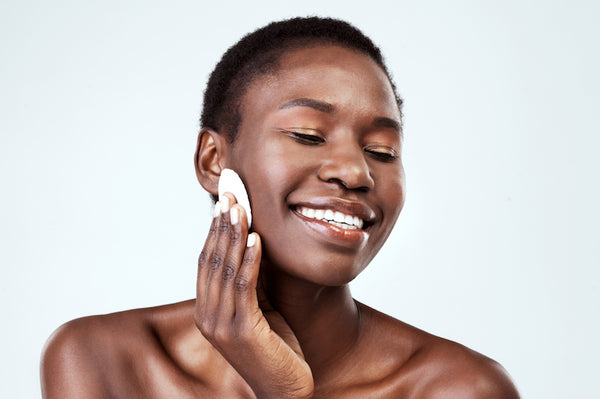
194, 128, 228, 196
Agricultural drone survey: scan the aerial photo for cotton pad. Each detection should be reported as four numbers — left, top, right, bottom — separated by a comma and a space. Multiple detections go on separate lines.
218, 168, 252, 227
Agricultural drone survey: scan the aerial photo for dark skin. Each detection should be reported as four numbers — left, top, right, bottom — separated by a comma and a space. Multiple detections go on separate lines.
41, 45, 520, 398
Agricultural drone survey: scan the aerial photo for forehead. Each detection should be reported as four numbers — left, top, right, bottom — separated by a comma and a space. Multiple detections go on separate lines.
237, 44, 400, 126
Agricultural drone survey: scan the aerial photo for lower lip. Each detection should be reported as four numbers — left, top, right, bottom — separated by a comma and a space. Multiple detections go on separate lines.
292, 210, 370, 248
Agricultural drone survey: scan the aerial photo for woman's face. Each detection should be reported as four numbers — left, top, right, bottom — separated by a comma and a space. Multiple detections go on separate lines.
226, 44, 405, 286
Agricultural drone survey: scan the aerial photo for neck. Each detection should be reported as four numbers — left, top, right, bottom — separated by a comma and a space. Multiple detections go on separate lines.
260, 264, 362, 374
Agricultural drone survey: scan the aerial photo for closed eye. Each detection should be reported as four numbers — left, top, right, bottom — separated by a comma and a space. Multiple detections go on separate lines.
364, 146, 399, 162
280, 129, 325, 145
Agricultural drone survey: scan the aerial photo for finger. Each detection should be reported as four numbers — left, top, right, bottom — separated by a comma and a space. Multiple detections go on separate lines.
256, 272, 274, 313
196, 202, 221, 320
217, 203, 249, 323
234, 232, 262, 319
203, 195, 233, 323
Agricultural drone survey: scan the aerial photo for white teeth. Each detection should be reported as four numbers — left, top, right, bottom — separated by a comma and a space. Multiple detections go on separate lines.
324, 209, 334, 220
296, 207, 365, 230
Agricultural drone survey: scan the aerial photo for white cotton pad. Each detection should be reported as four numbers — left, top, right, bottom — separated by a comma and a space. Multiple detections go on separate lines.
218, 168, 252, 227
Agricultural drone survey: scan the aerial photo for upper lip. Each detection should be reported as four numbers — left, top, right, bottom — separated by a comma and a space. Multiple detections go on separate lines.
291, 197, 377, 225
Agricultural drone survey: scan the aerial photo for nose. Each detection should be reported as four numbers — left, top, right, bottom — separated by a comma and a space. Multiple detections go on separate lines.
317, 142, 375, 191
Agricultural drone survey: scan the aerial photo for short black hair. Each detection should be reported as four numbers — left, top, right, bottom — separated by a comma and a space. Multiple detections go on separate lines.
200, 16, 402, 141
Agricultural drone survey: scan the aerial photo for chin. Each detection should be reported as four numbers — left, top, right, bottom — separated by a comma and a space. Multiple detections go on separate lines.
262, 245, 369, 287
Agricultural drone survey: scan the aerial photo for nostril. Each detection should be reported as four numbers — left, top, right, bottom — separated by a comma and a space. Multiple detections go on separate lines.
325, 173, 373, 190
323, 178, 369, 193
318, 157, 375, 191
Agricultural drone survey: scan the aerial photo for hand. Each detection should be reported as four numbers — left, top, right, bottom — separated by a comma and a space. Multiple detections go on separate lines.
195, 193, 314, 399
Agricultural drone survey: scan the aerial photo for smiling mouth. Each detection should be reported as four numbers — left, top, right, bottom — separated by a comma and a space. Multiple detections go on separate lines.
294, 206, 369, 230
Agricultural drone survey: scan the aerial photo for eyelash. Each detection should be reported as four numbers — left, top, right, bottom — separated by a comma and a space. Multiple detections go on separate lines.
364, 148, 398, 163
284, 130, 325, 145
283, 130, 398, 162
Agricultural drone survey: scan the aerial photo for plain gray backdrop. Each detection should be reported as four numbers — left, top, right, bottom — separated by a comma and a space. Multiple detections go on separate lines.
1, 0, 598, 397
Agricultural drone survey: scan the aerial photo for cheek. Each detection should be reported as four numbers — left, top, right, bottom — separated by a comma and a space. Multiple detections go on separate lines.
236, 135, 319, 200
376, 164, 406, 225
232, 138, 305, 230
239, 140, 293, 198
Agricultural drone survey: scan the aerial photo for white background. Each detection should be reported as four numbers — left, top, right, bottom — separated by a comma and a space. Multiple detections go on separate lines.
1, 1, 598, 397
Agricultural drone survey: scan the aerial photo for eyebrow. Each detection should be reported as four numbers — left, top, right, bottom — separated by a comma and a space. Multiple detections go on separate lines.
278, 97, 402, 135
278, 98, 334, 113
373, 116, 401, 134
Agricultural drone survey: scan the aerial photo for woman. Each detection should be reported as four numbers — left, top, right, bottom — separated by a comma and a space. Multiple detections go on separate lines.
41, 17, 520, 398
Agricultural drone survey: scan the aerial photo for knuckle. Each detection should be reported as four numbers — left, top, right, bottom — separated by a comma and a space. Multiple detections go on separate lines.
213, 325, 231, 344
209, 254, 223, 270
234, 275, 250, 292
243, 253, 256, 265
230, 228, 241, 242
222, 264, 236, 282
198, 250, 208, 266
218, 218, 230, 233
197, 315, 216, 337
195, 317, 208, 336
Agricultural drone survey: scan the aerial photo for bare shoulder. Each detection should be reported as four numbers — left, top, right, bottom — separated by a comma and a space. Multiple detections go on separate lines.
40, 301, 194, 399
408, 339, 520, 399
41, 312, 127, 398
355, 302, 520, 399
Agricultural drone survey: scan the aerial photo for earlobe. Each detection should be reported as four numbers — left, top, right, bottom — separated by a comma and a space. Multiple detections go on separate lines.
194, 128, 227, 195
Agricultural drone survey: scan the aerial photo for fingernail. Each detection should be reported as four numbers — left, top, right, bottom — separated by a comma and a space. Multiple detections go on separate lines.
246, 233, 256, 247
220, 196, 230, 213
214, 201, 221, 217
230, 207, 239, 225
